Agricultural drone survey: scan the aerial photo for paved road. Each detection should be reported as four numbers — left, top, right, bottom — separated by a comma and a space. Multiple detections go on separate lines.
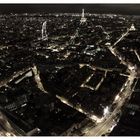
84, 74, 137, 136
0, 67, 31, 88
84, 24, 137, 136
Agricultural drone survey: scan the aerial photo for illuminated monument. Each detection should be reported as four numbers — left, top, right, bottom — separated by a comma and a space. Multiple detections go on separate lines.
130, 23, 136, 31
80, 9, 87, 24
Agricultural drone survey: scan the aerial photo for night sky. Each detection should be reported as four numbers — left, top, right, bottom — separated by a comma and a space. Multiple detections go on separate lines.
0, 4, 140, 15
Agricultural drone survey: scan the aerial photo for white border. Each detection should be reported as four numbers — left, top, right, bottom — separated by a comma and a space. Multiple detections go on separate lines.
0, 0, 140, 4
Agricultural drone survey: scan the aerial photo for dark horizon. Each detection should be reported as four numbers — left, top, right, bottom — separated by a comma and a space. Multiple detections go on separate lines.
0, 4, 140, 15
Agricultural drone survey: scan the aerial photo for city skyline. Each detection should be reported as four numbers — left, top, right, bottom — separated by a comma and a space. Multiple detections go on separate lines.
0, 4, 140, 136
0, 4, 140, 15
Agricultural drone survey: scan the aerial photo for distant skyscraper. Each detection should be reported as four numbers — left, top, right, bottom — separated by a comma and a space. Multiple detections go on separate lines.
80, 9, 87, 24
42, 21, 48, 40
69, 28, 79, 45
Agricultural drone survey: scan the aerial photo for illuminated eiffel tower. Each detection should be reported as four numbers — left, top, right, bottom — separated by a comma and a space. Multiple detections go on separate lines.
80, 9, 87, 24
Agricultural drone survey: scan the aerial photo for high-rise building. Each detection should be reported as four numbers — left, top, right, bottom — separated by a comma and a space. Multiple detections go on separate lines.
80, 9, 87, 24
42, 21, 48, 40
69, 28, 79, 45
